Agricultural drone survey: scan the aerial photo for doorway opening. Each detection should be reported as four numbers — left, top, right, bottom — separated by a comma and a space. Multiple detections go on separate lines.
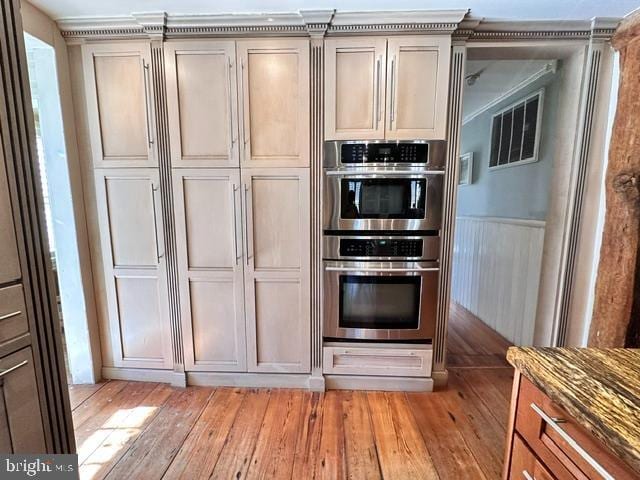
25, 32, 95, 384
447, 44, 588, 367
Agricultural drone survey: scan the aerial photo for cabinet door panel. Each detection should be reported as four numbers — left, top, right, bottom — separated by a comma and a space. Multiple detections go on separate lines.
243, 169, 310, 373
82, 43, 155, 167
94, 169, 172, 369
237, 39, 309, 167
165, 41, 238, 167
0, 142, 20, 284
173, 169, 246, 372
386, 36, 450, 140
0, 348, 46, 453
325, 38, 387, 140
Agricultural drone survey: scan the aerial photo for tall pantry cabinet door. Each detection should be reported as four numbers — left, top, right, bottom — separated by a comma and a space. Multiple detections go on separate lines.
237, 39, 310, 167
165, 41, 239, 167
386, 36, 451, 140
0, 137, 21, 284
94, 169, 173, 369
242, 169, 310, 373
324, 37, 387, 140
82, 42, 156, 167
173, 169, 246, 372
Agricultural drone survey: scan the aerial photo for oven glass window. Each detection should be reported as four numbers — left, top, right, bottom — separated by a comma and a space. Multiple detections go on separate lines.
341, 179, 426, 219
339, 276, 421, 329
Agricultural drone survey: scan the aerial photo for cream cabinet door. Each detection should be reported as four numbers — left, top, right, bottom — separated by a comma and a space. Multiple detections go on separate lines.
82, 42, 156, 167
0, 348, 46, 453
165, 41, 239, 168
173, 169, 246, 372
94, 169, 173, 369
0, 139, 20, 284
237, 39, 310, 167
242, 169, 310, 373
325, 37, 387, 140
386, 36, 451, 140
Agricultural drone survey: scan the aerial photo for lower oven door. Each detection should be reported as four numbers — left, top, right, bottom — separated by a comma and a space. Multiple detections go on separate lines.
323, 261, 439, 341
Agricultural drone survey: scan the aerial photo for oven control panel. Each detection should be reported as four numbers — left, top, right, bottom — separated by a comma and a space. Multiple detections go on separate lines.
339, 238, 423, 257
340, 143, 428, 164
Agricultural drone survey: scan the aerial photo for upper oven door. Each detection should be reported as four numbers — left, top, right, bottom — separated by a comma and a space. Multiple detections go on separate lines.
323, 171, 443, 231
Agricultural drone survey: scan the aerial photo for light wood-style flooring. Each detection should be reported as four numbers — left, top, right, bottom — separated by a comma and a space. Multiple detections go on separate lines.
447, 301, 513, 368
69, 304, 514, 479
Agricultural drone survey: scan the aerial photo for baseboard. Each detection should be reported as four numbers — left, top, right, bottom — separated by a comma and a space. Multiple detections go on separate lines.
325, 374, 434, 392
102, 366, 180, 384
431, 369, 449, 389
307, 374, 326, 392
186, 372, 313, 389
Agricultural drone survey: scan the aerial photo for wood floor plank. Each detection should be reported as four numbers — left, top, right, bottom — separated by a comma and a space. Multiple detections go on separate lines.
76, 382, 158, 464
104, 386, 214, 480
452, 368, 512, 429
210, 389, 271, 479
69, 382, 109, 411
79, 384, 173, 480
367, 392, 439, 479
291, 392, 324, 480
245, 389, 305, 479
72, 381, 128, 430
407, 392, 488, 480
442, 371, 508, 479
342, 391, 382, 480
160, 388, 243, 479
314, 391, 346, 479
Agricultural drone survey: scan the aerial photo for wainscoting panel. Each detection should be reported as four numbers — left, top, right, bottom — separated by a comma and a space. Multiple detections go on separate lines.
451, 216, 545, 346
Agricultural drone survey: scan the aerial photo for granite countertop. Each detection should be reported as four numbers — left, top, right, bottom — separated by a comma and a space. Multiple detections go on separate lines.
507, 347, 640, 473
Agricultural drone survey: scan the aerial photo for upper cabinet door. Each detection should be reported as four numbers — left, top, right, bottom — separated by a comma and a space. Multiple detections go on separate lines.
236, 39, 310, 168
386, 36, 451, 140
325, 37, 387, 140
82, 42, 156, 168
165, 41, 239, 168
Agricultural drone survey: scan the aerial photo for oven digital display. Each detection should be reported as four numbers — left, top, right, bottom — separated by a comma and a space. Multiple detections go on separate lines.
339, 239, 423, 257
340, 143, 429, 164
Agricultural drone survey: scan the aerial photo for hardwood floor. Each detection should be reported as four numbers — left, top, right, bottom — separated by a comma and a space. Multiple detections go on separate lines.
447, 301, 513, 368
70, 368, 513, 479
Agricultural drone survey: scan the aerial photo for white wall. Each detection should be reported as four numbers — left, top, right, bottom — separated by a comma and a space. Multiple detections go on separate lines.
452, 217, 545, 345
21, 0, 101, 383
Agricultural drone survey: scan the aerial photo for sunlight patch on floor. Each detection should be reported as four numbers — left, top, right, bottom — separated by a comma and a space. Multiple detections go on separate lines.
76, 406, 158, 479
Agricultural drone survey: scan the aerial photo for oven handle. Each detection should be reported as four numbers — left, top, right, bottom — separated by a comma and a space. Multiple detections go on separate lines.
325, 170, 444, 176
325, 266, 439, 273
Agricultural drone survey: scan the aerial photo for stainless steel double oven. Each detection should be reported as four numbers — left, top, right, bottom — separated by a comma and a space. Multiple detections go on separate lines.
323, 140, 445, 342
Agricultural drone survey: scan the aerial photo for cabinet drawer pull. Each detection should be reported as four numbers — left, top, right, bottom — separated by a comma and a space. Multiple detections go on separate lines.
243, 183, 251, 265
227, 56, 236, 148
0, 310, 21, 321
0, 360, 28, 378
151, 184, 164, 263
390, 55, 396, 124
522, 470, 534, 480
374, 57, 381, 129
232, 184, 240, 265
530, 402, 614, 480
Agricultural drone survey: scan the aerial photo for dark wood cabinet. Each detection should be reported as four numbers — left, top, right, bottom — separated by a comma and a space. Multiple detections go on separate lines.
504, 372, 639, 480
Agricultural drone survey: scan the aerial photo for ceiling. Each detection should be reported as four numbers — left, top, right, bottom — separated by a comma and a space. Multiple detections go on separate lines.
462, 60, 555, 120
27, 0, 639, 21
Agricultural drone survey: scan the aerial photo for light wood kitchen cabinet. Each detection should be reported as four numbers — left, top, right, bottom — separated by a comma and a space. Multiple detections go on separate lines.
0, 142, 21, 285
325, 36, 451, 141
173, 169, 246, 372
165, 41, 239, 168
82, 42, 156, 168
242, 168, 310, 373
0, 347, 46, 453
94, 169, 173, 369
324, 37, 387, 140
237, 39, 310, 167
386, 36, 451, 140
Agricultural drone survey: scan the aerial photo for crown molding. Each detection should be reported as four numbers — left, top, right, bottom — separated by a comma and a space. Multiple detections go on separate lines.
57, 10, 620, 42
